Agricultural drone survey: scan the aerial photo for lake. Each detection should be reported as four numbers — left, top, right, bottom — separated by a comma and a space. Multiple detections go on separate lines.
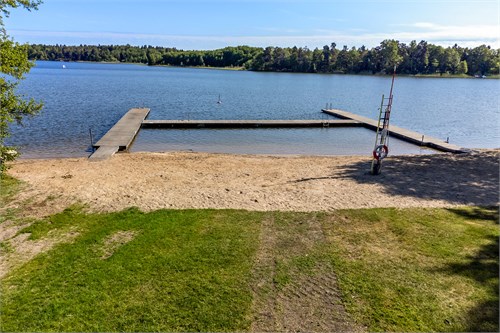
8, 61, 499, 158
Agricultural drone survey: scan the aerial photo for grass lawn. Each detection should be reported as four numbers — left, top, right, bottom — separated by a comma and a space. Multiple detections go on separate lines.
1, 178, 498, 331
322, 207, 499, 332
1, 207, 262, 331
0, 175, 24, 223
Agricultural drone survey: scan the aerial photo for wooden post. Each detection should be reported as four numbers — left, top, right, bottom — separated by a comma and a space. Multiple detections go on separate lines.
89, 128, 94, 152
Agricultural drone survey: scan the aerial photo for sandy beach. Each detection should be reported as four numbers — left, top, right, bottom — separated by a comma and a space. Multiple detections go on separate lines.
1, 150, 499, 326
6, 150, 499, 217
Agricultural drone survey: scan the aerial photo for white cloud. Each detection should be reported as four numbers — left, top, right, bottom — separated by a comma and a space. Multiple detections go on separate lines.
412, 22, 439, 29
409, 22, 498, 38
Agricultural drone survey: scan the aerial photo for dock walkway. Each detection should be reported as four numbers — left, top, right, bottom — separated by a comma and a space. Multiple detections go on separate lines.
89, 108, 150, 161
141, 119, 360, 128
322, 109, 466, 153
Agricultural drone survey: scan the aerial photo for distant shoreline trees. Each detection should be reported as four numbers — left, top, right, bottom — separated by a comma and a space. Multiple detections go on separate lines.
28, 40, 500, 76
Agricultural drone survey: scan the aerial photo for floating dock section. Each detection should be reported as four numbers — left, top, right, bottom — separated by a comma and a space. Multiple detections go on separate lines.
142, 119, 360, 128
322, 109, 466, 153
89, 108, 150, 161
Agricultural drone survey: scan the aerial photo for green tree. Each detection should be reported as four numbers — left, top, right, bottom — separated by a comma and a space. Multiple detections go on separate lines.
427, 44, 444, 73
457, 60, 468, 74
444, 47, 461, 74
1, 0, 43, 172
319, 45, 330, 72
311, 47, 323, 72
414, 40, 429, 74
379, 40, 403, 73
296, 47, 311, 72
272, 47, 290, 71
468, 45, 496, 75
335, 45, 350, 73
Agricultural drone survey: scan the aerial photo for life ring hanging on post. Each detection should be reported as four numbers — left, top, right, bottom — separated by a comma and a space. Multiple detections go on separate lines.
373, 144, 388, 161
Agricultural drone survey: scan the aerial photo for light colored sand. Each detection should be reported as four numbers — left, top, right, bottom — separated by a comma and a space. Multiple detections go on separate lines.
7, 150, 499, 216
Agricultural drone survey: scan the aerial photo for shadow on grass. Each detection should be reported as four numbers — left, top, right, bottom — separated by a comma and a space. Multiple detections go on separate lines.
433, 207, 499, 331
335, 152, 499, 206
438, 233, 498, 332
447, 206, 499, 224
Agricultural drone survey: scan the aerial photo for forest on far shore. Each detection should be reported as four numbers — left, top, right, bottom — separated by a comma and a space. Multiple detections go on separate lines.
28, 40, 500, 76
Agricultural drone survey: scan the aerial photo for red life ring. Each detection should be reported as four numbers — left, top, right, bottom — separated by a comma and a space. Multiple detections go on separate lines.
373, 145, 388, 160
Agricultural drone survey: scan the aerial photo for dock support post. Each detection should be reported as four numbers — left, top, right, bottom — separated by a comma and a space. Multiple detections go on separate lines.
89, 128, 95, 152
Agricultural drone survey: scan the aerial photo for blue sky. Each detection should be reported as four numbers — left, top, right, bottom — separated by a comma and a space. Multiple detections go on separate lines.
4, 0, 500, 49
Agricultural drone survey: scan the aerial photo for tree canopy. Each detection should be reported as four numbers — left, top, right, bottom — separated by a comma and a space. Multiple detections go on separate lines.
1, 0, 43, 172
28, 41, 500, 76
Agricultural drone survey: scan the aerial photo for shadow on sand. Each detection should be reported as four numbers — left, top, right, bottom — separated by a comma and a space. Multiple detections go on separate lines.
335, 151, 499, 206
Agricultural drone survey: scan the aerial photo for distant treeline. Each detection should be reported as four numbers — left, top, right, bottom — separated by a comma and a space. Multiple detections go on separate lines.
28, 40, 500, 76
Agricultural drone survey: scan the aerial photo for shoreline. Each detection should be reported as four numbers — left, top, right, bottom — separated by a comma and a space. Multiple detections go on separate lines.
35, 60, 499, 79
15, 144, 446, 161
6, 150, 499, 217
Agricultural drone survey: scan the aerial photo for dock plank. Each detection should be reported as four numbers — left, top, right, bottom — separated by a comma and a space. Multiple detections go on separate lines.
88, 145, 120, 161
89, 108, 150, 161
322, 109, 466, 153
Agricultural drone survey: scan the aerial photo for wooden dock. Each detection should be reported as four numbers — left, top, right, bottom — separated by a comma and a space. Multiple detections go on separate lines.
141, 119, 361, 128
89, 108, 150, 161
322, 109, 466, 153
88, 107, 465, 161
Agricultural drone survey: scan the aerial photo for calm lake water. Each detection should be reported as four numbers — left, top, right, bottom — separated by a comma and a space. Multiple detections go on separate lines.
8, 60, 499, 158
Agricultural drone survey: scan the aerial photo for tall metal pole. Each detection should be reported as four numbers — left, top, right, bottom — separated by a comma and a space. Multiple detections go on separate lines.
388, 65, 396, 104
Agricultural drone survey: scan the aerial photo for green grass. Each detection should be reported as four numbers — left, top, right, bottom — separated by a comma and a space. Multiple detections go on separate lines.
0, 201, 498, 331
1, 208, 262, 332
0, 174, 23, 221
0, 175, 34, 237
323, 207, 499, 332
0, 174, 21, 201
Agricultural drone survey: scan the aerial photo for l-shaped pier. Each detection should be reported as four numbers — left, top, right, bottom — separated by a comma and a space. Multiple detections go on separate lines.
89, 107, 466, 160
322, 109, 465, 153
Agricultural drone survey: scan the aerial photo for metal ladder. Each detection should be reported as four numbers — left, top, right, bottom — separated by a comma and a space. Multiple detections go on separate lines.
371, 65, 396, 175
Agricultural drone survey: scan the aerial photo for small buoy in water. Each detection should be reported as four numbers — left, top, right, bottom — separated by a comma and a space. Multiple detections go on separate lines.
62, 64, 66, 69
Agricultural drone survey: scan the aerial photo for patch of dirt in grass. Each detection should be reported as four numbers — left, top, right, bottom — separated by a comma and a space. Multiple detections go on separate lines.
0, 220, 30, 242
98, 230, 139, 260
274, 266, 359, 332
250, 214, 364, 332
250, 215, 279, 330
0, 226, 79, 279
0, 176, 81, 279
2, 190, 67, 220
